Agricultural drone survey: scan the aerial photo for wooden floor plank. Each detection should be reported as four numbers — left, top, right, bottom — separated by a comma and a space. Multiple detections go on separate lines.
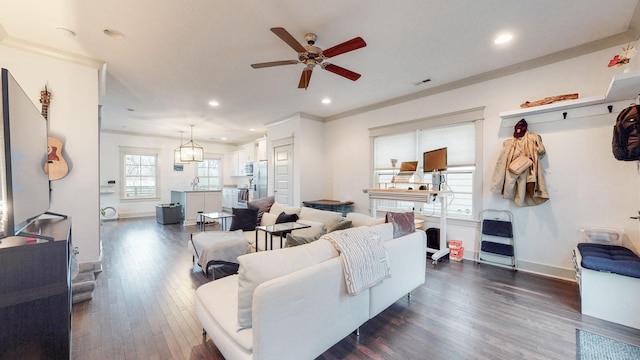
71, 217, 640, 359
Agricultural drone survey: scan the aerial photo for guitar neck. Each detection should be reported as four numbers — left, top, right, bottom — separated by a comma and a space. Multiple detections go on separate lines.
40, 87, 51, 121
41, 104, 49, 120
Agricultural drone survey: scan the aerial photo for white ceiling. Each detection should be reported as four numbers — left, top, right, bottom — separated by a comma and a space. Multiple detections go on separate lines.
1, 0, 640, 144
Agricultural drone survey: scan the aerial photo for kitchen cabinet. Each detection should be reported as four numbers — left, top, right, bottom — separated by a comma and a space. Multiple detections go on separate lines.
231, 150, 247, 176
256, 138, 267, 161
243, 143, 255, 163
170, 190, 222, 225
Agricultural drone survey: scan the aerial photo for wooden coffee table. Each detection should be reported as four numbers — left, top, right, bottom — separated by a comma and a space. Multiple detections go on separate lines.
255, 222, 311, 251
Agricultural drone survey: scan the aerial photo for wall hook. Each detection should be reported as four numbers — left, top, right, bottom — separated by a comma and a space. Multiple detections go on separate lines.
608, 105, 613, 113
562, 112, 568, 119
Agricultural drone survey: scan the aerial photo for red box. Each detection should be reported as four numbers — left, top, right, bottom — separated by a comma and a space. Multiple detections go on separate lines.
448, 240, 462, 249
449, 246, 464, 261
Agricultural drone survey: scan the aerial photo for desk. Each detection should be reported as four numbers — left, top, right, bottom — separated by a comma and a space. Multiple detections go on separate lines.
255, 222, 311, 251
199, 212, 234, 231
302, 199, 354, 216
364, 188, 450, 264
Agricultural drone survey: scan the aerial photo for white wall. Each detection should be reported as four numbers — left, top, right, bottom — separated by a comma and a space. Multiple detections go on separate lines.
0, 45, 100, 264
266, 113, 327, 206
324, 45, 640, 279
100, 131, 237, 217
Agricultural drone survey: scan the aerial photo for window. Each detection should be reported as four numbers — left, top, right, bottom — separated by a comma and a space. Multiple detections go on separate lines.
370, 108, 483, 220
197, 158, 222, 190
120, 147, 159, 200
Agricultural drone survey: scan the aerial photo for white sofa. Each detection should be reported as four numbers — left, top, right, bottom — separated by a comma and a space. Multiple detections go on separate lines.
194, 221, 427, 360
244, 202, 353, 251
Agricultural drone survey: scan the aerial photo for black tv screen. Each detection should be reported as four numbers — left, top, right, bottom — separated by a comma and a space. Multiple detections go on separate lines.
423, 147, 447, 172
0, 68, 50, 237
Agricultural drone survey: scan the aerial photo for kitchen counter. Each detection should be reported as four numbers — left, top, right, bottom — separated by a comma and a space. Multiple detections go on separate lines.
170, 190, 222, 225
171, 189, 222, 193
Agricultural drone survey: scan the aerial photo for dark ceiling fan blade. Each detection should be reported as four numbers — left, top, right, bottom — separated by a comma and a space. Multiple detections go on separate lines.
251, 60, 299, 69
323, 64, 361, 81
322, 37, 366, 58
271, 27, 307, 53
298, 68, 313, 89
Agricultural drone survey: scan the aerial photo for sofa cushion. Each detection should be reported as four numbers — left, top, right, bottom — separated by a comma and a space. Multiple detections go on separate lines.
292, 219, 325, 237
236, 239, 338, 329
229, 208, 258, 231
195, 275, 253, 352
327, 219, 353, 233
247, 196, 275, 227
261, 212, 278, 226
269, 202, 301, 216
275, 211, 299, 224
299, 207, 343, 228
369, 223, 394, 242
385, 211, 415, 238
346, 212, 385, 227
286, 230, 326, 247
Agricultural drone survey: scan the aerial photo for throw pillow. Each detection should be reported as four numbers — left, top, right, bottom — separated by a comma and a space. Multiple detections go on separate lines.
326, 219, 353, 233
247, 196, 275, 227
299, 207, 343, 228
286, 230, 326, 247
385, 211, 415, 238
275, 211, 299, 224
229, 207, 258, 231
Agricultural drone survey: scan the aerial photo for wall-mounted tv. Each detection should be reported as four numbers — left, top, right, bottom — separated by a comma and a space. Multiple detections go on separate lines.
423, 147, 447, 173
0, 68, 51, 237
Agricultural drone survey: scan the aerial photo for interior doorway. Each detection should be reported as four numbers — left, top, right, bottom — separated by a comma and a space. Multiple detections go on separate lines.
273, 144, 293, 205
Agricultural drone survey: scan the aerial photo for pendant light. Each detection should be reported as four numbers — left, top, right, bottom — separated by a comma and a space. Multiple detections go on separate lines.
174, 131, 188, 164
180, 124, 204, 162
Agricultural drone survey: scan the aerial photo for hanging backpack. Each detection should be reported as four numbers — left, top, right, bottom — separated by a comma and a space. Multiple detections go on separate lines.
612, 104, 640, 161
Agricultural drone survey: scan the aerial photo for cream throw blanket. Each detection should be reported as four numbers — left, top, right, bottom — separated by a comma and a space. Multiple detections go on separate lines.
326, 227, 391, 295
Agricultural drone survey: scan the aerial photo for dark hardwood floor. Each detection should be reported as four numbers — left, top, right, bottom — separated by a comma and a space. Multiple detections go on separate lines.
71, 217, 640, 359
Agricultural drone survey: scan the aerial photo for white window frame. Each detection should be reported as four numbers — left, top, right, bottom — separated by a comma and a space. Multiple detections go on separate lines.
119, 146, 160, 200
369, 107, 484, 220
196, 156, 223, 190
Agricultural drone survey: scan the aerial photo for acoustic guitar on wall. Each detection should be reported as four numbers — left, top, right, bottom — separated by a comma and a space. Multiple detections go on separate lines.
40, 86, 69, 180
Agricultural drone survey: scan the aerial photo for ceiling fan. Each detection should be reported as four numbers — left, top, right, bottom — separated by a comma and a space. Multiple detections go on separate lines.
250, 27, 366, 89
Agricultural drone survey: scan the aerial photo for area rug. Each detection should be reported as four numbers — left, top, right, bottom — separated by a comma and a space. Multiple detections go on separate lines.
576, 329, 640, 360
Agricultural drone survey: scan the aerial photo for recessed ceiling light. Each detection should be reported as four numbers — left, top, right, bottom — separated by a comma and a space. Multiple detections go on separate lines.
249, 128, 255, 132
103, 29, 125, 39
322, 98, 331, 104
494, 33, 513, 45
208, 100, 219, 107
221, 137, 227, 140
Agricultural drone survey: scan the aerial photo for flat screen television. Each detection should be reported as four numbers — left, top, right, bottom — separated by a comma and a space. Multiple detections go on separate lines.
423, 147, 447, 172
0, 68, 51, 238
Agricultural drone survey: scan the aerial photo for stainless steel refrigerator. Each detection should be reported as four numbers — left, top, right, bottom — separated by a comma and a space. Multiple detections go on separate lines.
252, 161, 268, 199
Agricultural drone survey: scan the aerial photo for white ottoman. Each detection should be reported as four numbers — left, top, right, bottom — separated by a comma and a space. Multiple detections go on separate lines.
189, 230, 247, 276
